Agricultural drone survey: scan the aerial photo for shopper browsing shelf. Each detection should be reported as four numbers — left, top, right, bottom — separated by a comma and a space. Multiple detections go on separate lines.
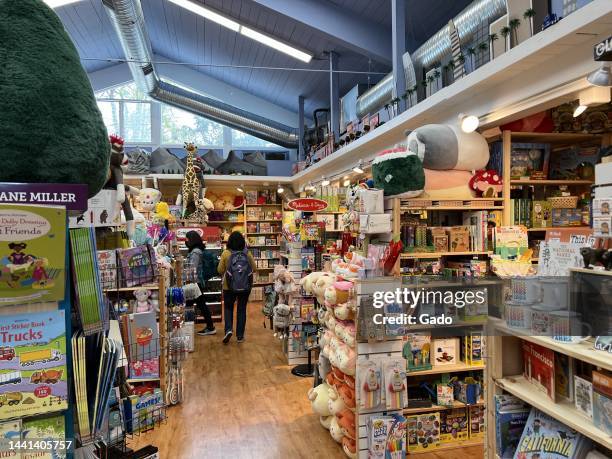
218, 231, 256, 344
185, 231, 217, 336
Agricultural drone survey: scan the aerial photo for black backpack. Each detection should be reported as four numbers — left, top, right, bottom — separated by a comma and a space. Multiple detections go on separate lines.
225, 249, 253, 292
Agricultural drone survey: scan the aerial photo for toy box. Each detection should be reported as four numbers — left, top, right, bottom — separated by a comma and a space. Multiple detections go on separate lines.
432, 338, 460, 366
453, 380, 482, 405
359, 213, 391, 234
402, 334, 432, 372
436, 385, 454, 407
439, 408, 469, 444
551, 208, 582, 227
468, 405, 485, 439
462, 333, 483, 365
447, 226, 470, 252
406, 413, 441, 452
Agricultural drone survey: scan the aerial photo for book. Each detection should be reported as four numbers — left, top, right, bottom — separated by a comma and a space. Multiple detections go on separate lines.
96, 249, 117, 290
495, 406, 530, 458
0, 310, 68, 420
128, 312, 160, 380
117, 245, 154, 288
0, 204, 66, 305
522, 340, 555, 401
592, 390, 612, 435
123, 388, 165, 434
402, 334, 432, 372
592, 370, 612, 398
531, 201, 552, 228
513, 408, 590, 459
22, 414, 65, 459
495, 226, 528, 259
574, 375, 593, 418
0, 419, 21, 458
554, 353, 574, 402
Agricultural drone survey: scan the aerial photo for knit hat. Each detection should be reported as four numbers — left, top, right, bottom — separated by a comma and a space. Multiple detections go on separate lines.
372, 146, 425, 198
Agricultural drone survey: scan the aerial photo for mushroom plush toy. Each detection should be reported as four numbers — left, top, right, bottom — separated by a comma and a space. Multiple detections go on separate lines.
469, 170, 503, 197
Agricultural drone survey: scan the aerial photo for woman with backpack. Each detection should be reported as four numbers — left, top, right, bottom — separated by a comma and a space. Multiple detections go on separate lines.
218, 231, 256, 344
184, 231, 217, 336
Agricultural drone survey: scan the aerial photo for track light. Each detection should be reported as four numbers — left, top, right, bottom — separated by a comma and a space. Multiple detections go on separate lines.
573, 105, 587, 117
343, 179, 351, 187
277, 184, 284, 194
458, 113, 480, 133
236, 186, 244, 193
587, 63, 612, 87
353, 161, 364, 174
321, 176, 330, 186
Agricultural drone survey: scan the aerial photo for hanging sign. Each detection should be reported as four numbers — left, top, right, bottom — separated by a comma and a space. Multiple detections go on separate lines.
594, 35, 612, 61
287, 198, 328, 212
0, 183, 88, 211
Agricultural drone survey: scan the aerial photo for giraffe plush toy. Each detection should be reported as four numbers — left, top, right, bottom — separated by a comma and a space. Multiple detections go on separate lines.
176, 142, 213, 222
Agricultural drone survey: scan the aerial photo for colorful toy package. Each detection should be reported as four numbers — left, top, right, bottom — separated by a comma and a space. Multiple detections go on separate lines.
402, 334, 432, 372
439, 408, 468, 444
406, 412, 441, 452
0, 204, 66, 305
367, 414, 407, 459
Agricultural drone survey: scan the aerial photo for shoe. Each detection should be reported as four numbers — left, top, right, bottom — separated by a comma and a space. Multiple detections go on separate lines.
237, 337, 245, 343
223, 331, 233, 344
197, 328, 216, 336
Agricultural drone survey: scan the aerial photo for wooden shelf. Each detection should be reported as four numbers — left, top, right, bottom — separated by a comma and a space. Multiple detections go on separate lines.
407, 439, 484, 454
246, 203, 282, 207
208, 220, 244, 224
248, 244, 280, 247
491, 318, 612, 370
401, 251, 491, 259
401, 206, 504, 211
509, 131, 602, 144
496, 375, 612, 450
406, 362, 485, 377
510, 179, 593, 185
246, 232, 281, 235
526, 226, 591, 232
104, 284, 159, 292
403, 400, 485, 415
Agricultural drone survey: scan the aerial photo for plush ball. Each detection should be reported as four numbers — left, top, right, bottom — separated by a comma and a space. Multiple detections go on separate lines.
307, 383, 332, 417
407, 124, 489, 171
372, 147, 425, 198
0, 0, 110, 197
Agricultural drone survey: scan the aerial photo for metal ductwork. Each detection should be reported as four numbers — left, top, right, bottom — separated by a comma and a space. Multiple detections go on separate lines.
103, 0, 299, 149
356, 0, 507, 118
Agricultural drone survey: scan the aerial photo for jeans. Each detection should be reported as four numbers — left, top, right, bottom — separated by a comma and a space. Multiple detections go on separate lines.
195, 295, 215, 331
223, 290, 250, 338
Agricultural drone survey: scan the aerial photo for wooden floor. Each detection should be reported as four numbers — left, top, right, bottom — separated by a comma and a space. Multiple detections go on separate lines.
131, 305, 484, 459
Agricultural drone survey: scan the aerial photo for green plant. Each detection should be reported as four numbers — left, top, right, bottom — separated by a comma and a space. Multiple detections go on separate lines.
467, 46, 476, 72
509, 18, 521, 47
478, 41, 488, 64
500, 26, 511, 52
524, 8, 536, 36
432, 69, 441, 91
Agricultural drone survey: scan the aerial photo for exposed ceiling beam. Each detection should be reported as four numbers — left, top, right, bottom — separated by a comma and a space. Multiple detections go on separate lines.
250, 0, 392, 65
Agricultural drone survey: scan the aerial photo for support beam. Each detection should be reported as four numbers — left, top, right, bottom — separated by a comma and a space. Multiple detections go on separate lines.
250, 0, 391, 65
329, 52, 340, 142
392, 0, 407, 113
298, 95, 305, 162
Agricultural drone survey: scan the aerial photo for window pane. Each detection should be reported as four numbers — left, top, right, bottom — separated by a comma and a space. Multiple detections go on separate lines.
97, 101, 120, 135
95, 82, 147, 100
161, 106, 224, 146
123, 102, 151, 143
231, 129, 278, 148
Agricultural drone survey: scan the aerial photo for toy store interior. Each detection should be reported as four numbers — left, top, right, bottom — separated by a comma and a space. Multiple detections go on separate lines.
1, 1, 612, 458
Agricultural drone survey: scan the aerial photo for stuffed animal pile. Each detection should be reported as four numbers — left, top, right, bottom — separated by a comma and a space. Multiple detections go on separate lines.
307, 271, 357, 458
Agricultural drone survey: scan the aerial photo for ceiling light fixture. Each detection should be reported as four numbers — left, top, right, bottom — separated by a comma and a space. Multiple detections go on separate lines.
168, 0, 312, 63
587, 63, 612, 87
168, 0, 240, 31
573, 105, 588, 117
343, 179, 351, 187
277, 184, 284, 194
353, 160, 364, 174
236, 186, 244, 193
458, 113, 480, 133
321, 176, 330, 186
44, 0, 81, 7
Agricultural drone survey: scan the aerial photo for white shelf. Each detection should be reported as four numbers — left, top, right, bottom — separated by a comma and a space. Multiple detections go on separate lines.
491, 318, 612, 371
407, 361, 485, 377
496, 375, 612, 450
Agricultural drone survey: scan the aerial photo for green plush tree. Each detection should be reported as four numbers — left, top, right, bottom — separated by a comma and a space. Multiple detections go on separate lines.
0, 0, 110, 197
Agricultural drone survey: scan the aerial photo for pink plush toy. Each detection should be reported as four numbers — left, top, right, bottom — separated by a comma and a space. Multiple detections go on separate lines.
335, 342, 357, 376
134, 288, 153, 312
337, 408, 356, 439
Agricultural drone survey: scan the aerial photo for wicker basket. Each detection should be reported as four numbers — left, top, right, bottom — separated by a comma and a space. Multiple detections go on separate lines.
547, 196, 579, 209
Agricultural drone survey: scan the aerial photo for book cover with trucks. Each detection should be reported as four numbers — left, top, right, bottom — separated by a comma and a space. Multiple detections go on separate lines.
0, 310, 67, 420
0, 204, 66, 306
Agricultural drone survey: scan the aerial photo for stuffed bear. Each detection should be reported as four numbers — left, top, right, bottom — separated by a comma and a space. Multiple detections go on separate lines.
138, 187, 162, 212
133, 288, 153, 313
0, 0, 110, 198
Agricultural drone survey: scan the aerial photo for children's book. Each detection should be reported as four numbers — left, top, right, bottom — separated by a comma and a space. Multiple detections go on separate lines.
96, 249, 118, 290
522, 340, 555, 401
22, 414, 65, 459
0, 419, 21, 458
513, 408, 590, 459
554, 353, 574, 402
0, 310, 68, 420
496, 408, 530, 458
574, 375, 593, 418
128, 312, 160, 380
117, 245, 154, 287
0, 204, 66, 305
494, 226, 528, 259
123, 389, 165, 434
402, 334, 432, 372
68, 189, 120, 228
